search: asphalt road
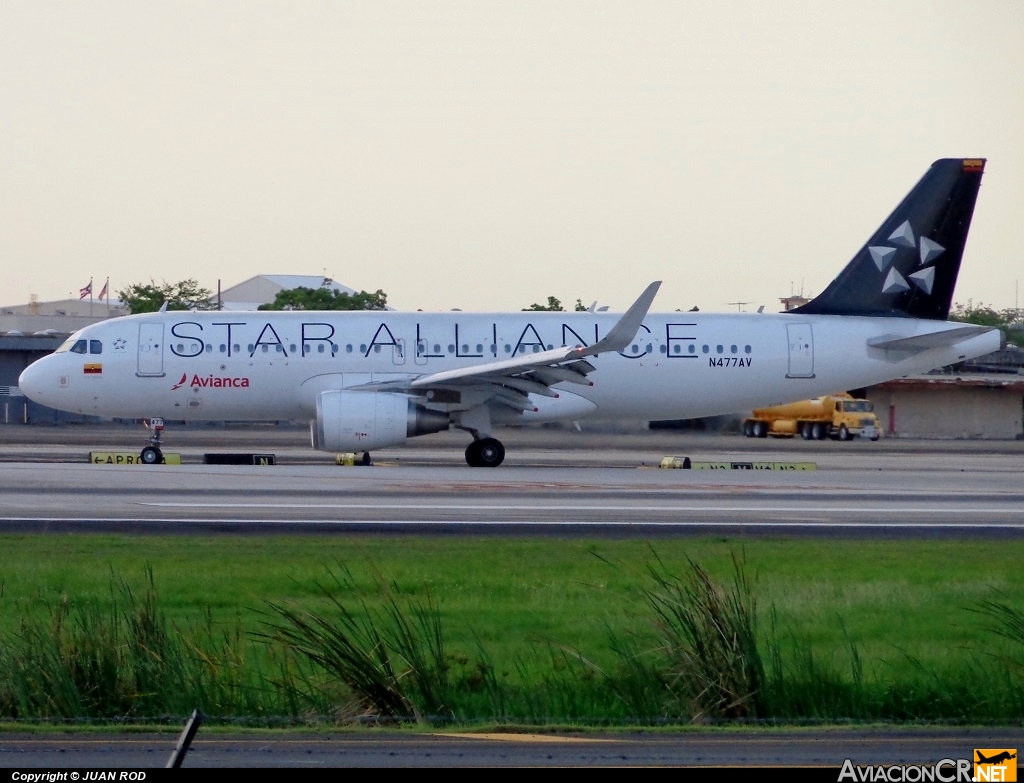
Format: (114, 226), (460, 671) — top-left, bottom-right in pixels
(2, 728), (1022, 768)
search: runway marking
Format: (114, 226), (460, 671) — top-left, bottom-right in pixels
(138, 502), (1024, 515)
(439, 733), (613, 743)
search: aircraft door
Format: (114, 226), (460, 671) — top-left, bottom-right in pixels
(785, 323), (815, 378)
(137, 324), (165, 377)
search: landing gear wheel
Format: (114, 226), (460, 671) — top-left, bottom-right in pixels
(465, 437), (505, 467)
(140, 446), (164, 465)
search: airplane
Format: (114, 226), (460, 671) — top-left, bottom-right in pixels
(19, 158), (1002, 467)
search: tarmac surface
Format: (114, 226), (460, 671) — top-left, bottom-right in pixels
(1, 424), (1022, 538)
(2, 727), (1022, 768)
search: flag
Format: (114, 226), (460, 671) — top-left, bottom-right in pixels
(79, 280), (92, 300)
(98, 278), (109, 301)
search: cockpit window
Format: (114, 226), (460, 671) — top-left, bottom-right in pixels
(70, 340), (87, 354)
(55, 337), (76, 353)
(89, 340), (102, 354)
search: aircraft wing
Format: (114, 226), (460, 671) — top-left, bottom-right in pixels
(353, 281), (661, 411)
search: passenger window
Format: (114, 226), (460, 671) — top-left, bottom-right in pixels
(71, 340), (87, 354)
(89, 340), (102, 354)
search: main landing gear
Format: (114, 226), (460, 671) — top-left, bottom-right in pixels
(465, 437), (505, 468)
(140, 418), (166, 464)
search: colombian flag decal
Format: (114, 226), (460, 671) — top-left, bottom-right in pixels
(84, 363), (102, 375)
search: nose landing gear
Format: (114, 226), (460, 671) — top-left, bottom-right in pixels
(140, 418), (166, 464)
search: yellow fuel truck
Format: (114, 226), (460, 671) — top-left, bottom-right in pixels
(741, 393), (881, 441)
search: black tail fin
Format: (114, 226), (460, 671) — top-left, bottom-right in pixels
(792, 158), (985, 320)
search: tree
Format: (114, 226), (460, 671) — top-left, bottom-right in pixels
(523, 296), (590, 312)
(950, 301), (1024, 347)
(259, 287), (388, 311)
(116, 279), (215, 314)
(523, 296), (564, 312)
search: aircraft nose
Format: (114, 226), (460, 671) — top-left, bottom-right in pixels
(18, 359), (49, 403)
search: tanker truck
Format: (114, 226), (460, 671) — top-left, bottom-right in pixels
(741, 393), (881, 441)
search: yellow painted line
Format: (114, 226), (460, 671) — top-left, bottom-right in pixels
(438, 733), (614, 743)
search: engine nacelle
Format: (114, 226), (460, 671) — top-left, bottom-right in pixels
(311, 390), (449, 452)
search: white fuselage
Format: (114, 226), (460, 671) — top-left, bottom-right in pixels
(19, 309), (1001, 428)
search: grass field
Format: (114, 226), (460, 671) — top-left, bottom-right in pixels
(0, 534), (1021, 725)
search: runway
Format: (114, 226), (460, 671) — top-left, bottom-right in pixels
(1, 427), (1022, 537)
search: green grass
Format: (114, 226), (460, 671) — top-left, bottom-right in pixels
(0, 535), (1021, 724)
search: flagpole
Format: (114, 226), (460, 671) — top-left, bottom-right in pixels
(90, 277), (94, 317)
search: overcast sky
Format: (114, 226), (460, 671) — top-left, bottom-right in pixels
(2, 1), (1022, 313)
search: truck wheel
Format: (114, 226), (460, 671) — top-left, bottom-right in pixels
(839, 425), (851, 441)
(753, 421), (768, 438)
(742, 420), (753, 437)
(800, 422), (812, 440)
(811, 422), (825, 440)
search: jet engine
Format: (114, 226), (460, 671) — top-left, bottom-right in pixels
(311, 390), (449, 452)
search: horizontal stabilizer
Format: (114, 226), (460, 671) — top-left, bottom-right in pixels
(866, 325), (996, 353)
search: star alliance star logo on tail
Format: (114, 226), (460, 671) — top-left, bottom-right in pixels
(868, 219), (944, 297)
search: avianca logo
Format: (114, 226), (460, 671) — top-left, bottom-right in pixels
(171, 373), (251, 390)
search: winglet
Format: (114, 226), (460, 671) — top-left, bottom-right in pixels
(579, 281), (661, 357)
